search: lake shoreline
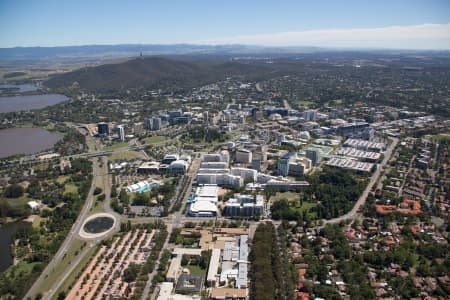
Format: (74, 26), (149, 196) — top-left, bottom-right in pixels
(0, 127), (63, 159)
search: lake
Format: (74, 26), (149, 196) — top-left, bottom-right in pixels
(0, 127), (63, 158)
(0, 94), (68, 113)
(0, 221), (31, 272)
(0, 84), (39, 93)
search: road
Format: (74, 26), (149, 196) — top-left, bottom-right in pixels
(140, 156), (201, 300)
(24, 158), (102, 300)
(283, 99), (292, 110)
(398, 154), (416, 197)
(323, 137), (399, 225)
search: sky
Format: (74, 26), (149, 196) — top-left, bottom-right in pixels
(0, 0), (450, 49)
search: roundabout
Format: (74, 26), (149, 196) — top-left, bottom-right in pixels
(79, 213), (117, 239)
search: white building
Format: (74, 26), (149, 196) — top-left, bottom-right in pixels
(169, 160), (189, 174)
(117, 125), (125, 141)
(230, 167), (257, 182)
(188, 184), (219, 217)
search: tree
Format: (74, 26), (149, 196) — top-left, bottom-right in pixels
(4, 184), (24, 198)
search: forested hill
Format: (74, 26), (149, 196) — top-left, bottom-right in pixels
(45, 56), (271, 93)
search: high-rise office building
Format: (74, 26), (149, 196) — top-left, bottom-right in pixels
(97, 122), (109, 136)
(303, 109), (318, 121)
(117, 125), (125, 141)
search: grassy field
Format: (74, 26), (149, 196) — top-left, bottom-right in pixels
(187, 264), (206, 276)
(432, 134), (450, 142)
(143, 135), (168, 144)
(32, 216), (46, 228)
(89, 200), (105, 213)
(3, 194), (31, 208)
(104, 141), (129, 150)
(50, 244), (99, 300)
(33, 238), (86, 297)
(95, 172), (105, 191)
(108, 150), (143, 161)
(64, 183), (78, 195)
(296, 100), (315, 107)
(56, 175), (70, 184)
(292, 202), (317, 217)
(271, 192), (300, 202)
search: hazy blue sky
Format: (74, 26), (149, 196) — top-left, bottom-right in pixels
(1, 0), (449, 49)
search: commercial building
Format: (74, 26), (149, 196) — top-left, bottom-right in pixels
(336, 122), (371, 138)
(288, 157), (312, 177)
(196, 172), (243, 187)
(133, 122), (144, 135)
(188, 185), (219, 217)
(334, 147), (381, 162)
(97, 122), (109, 136)
(117, 125), (125, 141)
(230, 167), (257, 182)
(209, 288), (247, 300)
(169, 160), (189, 174)
(145, 117), (162, 131)
(126, 179), (161, 193)
(156, 282), (200, 300)
(278, 152), (297, 176)
(223, 195), (264, 217)
(303, 144), (333, 165)
(207, 248), (221, 287)
(235, 149), (252, 164)
(200, 162), (228, 169)
(152, 117), (162, 130)
(162, 154), (180, 165)
(326, 157), (374, 172)
(144, 117), (153, 130)
(303, 109), (318, 121)
(203, 151), (230, 165)
(265, 180), (310, 191)
(219, 235), (249, 289)
(343, 139), (385, 152)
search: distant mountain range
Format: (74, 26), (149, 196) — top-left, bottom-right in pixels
(45, 56), (273, 93)
(0, 44), (326, 63)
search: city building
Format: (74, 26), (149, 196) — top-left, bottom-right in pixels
(97, 122), (109, 136)
(152, 117), (162, 130)
(303, 144), (333, 165)
(265, 180), (310, 191)
(144, 117), (153, 130)
(210, 288), (247, 300)
(336, 122), (372, 139)
(326, 157), (374, 172)
(343, 139), (385, 152)
(235, 149), (252, 164)
(188, 185), (219, 217)
(207, 248), (221, 287)
(230, 167), (257, 182)
(203, 151), (230, 165)
(223, 195), (264, 217)
(169, 160), (189, 174)
(133, 122), (144, 135)
(303, 109), (318, 121)
(277, 152), (297, 176)
(162, 154), (180, 165)
(126, 180), (161, 193)
(288, 157), (312, 177)
(117, 124), (125, 141)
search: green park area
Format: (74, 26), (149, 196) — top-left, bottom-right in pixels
(143, 135), (168, 144)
